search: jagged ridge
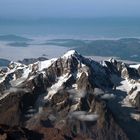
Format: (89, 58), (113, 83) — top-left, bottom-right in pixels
(0, 50), (140, 140)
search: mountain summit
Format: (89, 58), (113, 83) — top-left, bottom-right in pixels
(0, 50), (140, 140)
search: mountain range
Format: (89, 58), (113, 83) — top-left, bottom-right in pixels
(0, 50), (140, 140)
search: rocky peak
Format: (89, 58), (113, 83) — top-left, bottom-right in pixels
(61, 50), (80, 59)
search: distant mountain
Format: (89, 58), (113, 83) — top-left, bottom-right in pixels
(7, 42), (29, 47)
(0, 34), (32, 42)
(0, 58), (10, 66)
(18, 57), (48, 65)
(0, 50), (140, 140)
(46, 38), (140, 62)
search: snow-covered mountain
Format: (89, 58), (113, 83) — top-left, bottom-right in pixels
(0, 50), (140, 140)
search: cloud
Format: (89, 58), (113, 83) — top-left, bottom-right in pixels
(101, 93), (115, 100)
(70, 111), (99, 121)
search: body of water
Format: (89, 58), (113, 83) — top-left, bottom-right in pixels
(0, 17), (140, 62)
(1, 17), (140, 39)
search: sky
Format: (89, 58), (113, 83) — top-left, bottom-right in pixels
(0, 0), (140, 18)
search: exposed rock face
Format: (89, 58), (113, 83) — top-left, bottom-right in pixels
(0, 125), (43, 140)
(0, 50), (139, 140)
(129, 87), (140, 108)
(103, 58), (140, 79)
(102, 59), (140, 110)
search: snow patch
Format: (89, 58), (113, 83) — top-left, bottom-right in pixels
(0, 92), (10, 100)
(130, 64), (140, 70)
(101, 61), (108, 67)
(44, 74), (72, 100)
(38, 58), (57, 71)
(62, 50), (78, 59)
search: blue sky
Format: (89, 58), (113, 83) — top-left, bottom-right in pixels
(0, 0), (140, 18)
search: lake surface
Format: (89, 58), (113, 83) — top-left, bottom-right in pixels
(0, 17), (140, 62)
(1, 17), (140, 38)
